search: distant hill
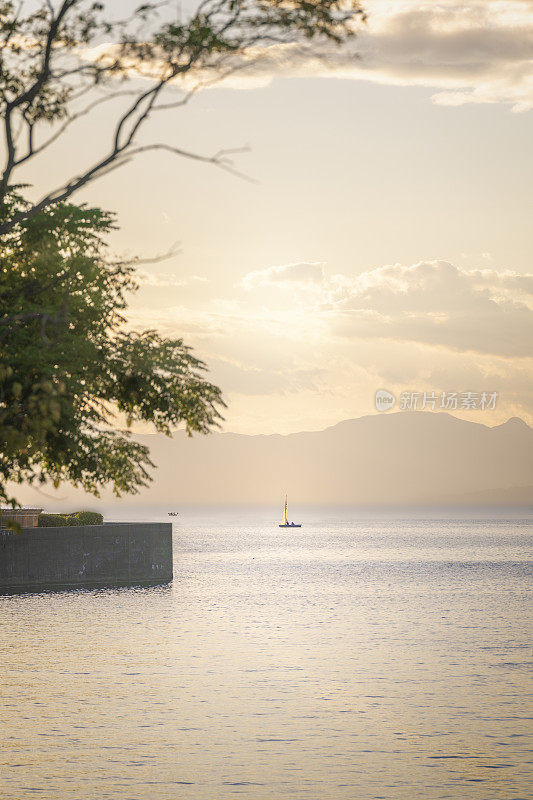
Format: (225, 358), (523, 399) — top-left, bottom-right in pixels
(16, 411), (532, 508)
(443, 484), (533, 507)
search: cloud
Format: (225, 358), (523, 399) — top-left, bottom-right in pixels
(468, 268), (533, 299)
(209, 0), (533, 112)
(134, 260), (533, 362)
(322, 260), (533, 358)
(238, 258), (533, 357)
(135, 271), (208, 288)
(207, 356), (326, 395)
(252, 0), (533, 111)
(85, 1), (533, 110)
(353, 0), (533, 112)
(239, 261), (326, 290)
(128, 258), (533, 430)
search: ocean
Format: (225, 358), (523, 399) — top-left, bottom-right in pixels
(1, 509), (531, 799)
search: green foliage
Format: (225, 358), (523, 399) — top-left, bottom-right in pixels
(0, 0), (365, 504)
(38, 511), (104, 527)
(38, 513), (70, 527)
(68, 510), (104, 526)
(0, 192), (225, 506)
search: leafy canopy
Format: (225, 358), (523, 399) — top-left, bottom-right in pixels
(0, 193), (224, 507)
(0, 0), (365, 511)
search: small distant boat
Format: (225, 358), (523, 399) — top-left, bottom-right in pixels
(168, 512), (179, 517)
(279, 495), (301, 528)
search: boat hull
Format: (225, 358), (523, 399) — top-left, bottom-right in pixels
(279, 523), (302, 528)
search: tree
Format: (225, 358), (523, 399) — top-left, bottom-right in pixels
(0, 192), (224, 507)
(0, 0), (365, 233)
(0, 0), (365, 511)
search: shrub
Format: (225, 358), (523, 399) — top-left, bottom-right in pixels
(38, 513), (70, 527)
(67, 511), (103, 526)
(38, 511), (103, 527)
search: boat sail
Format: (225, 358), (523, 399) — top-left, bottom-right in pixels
(279, 494), (301, 528)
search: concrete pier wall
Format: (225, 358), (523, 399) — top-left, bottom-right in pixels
(0, 522), (173, 594)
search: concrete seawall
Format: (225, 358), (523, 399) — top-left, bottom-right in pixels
(0, 522), (173, 594)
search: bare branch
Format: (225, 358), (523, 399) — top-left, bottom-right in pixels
(127, 142), (255, 181)
(13, 90), (141, 167)
(0, 0), (365, 230)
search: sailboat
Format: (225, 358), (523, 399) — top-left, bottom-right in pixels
(279, 495), (301, 528)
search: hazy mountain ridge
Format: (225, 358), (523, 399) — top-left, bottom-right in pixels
(132, 412), (533, 506)
(14, 412), (533, 508)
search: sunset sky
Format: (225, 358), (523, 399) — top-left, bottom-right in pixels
(24, 0), (533, 434)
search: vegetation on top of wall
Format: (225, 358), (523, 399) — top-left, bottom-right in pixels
(38, 513), (70, 528)
(38, 511), (104, 528)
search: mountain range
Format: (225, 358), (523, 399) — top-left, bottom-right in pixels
(18, 411), (532, 508)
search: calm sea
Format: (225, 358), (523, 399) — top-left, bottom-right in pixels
(1, 509), (532, 800)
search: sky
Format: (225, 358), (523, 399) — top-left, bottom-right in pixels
(23, 0), (533, 434)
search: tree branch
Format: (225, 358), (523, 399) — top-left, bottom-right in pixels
(0, 0), (365, 231)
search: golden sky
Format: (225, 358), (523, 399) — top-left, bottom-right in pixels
(21, 0), (533, 433)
